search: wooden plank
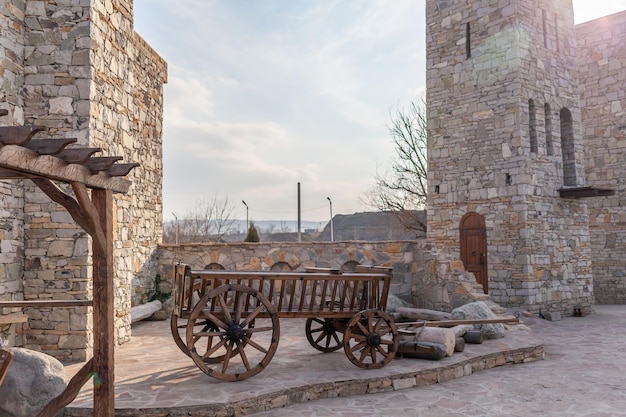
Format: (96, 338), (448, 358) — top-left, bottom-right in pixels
(0, 300), (92, 309)
(398, 318), (521, 329)
(92, 189), (115, 417)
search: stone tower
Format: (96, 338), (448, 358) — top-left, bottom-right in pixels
(426, 0), (593, 314)
(0, 0), (166, 360)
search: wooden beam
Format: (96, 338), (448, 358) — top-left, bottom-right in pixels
(0, 126), (45, 145)
(72, 182), (107, 254)
(57, 147), (102, 164)
(91, 189), (115, 417)
(0, 300), (92, 309)
(83, 156), (123, 174)
(107, 162), (140, 177)
(0, 145), (131, 193)
(23, 138), (77, 155)
(36, 359), (94, 417)
(31, 178), (97, 239)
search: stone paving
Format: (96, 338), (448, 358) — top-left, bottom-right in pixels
(64, 309), (544, 416)
(63, 306), (626, 416)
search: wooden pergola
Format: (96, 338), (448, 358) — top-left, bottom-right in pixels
(0, 115), (139, 417)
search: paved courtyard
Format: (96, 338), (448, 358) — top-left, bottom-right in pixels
(64, 305), (625, 416)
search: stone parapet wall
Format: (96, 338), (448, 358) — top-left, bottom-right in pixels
(576, 11), (626, 303)
(157, 240), (489, 312)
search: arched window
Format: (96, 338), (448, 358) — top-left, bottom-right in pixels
(529, 99), (538, 153)
(560, 108), (576, 186)
(544, 103), (554, 156)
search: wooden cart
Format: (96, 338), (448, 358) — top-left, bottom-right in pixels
(170, 264), (399, 381)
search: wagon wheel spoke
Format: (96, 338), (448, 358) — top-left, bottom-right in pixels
(241, 303), (265, 327)
(221, 340), (235, 374)
(245, 337), (269, 354)
(356, 321), (369, 336)
(192, 330), (224, 338)
(202, 337), (228, 361)
(236, 340), (252, 371)
(246, 326), (274, 334)
(376, 344), (391, 359)
(234, 291), (245, 323)
(351, 341), (367, 352)
(359, 346), (371, 363)
(203, 312), (228, 331)
(217, 293), (233, 325)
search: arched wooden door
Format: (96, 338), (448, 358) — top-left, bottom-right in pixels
(460, 212), (488, 293)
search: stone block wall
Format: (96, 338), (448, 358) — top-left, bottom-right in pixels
(577, 11), (626, 303)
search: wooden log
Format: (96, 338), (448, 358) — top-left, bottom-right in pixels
(397, 307), (452, 321)
(464, 330), (484, 344)
(451, 324), (474, 338)
(397, 341), (446, 360)
(454, 336), (465, 352)
(130, 300), (163, 323)
(412, 326), (456, 357)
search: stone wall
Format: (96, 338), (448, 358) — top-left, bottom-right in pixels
(157, 241), (489, 312)
(426, 0), (593, 315)
(577, 11), (626, 303)
(90, 0), (166, 345)
(0, 0), (27, 344)
(0, 0), (166, 361)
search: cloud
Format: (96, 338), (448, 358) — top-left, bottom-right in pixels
(134, 0), (426, 221)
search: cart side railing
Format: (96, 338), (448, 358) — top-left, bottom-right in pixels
(173, 264), (392, 319)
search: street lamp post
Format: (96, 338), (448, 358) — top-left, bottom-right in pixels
(326, 197), (334, 242)
(242, 200), (249, 232)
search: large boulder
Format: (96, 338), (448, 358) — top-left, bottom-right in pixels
(0, 348), (66, 417)
(451, 301), (505, 339)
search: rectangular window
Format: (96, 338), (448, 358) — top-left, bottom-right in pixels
(554, 14), (559, 52)
(542, 10), (547, 48)
(466, 22), (471, 58)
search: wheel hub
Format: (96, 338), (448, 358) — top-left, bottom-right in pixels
(226, 324), (245, 341)
(366, 332), (381, 347)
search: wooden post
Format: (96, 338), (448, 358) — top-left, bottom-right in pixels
(91, 189), (115, 417)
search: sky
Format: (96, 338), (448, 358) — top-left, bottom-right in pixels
(133, 0), (626, 223)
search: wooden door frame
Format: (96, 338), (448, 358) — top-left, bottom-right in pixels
(459, 212), (488, 293)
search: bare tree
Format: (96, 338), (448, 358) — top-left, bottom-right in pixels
(365, 99), (428, 231)
(164, 194), (236, 243)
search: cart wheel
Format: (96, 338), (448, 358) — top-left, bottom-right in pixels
(305, 318), (344, 352)
(343, 309), (398, 369)
(187, 284), (279, 381)
(171, 313), (192, 357)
